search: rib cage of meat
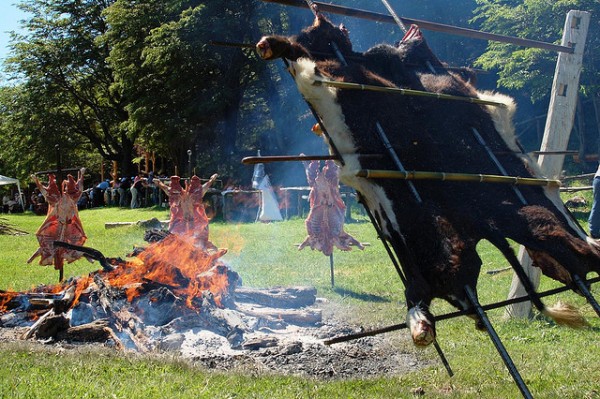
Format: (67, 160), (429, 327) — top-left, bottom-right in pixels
(27, 173), (87, 270)
(299, 160), (364, 256)
(158, 175), (217, 251)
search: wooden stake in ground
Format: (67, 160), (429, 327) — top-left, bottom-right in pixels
(329, 253), (334, 287)
(506, 10), (590, 320)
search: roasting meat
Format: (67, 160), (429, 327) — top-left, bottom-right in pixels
(157, 174), (218, 251)
(27, 169), (88, 270)
(157, 176), (184, 235)
(299, 159), (363, 256)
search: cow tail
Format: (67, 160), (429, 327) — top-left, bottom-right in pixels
(484, 229), (589, 328)
(542, 301), (589, 329)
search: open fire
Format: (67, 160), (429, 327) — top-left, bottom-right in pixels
(1, 234), (238, 348)
(0, 231), (421, 378)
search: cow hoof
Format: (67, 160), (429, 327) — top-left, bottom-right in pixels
(407, 307), (435, 347)
(411, 320), (435, 347)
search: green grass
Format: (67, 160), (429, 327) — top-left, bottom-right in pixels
(1, 205), (600, 398)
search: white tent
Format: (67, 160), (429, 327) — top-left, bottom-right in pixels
(0, 175), (25, 210)
(256, 174), (283, 222)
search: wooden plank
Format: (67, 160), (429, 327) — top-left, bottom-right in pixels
(506, 11), (590, 320)
(105, 220), (169, 229)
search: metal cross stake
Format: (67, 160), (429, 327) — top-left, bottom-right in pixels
(464, 285), (533, 399)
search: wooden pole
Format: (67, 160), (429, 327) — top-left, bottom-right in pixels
(242, 155), (338, 164)
(355, 169), (561, 187)
(506, 10), (590, 320)
(313, 79), (507, 107)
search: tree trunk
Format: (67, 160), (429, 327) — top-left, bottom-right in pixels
(576, 94), (586, 160)
(119, 134), (136, 177)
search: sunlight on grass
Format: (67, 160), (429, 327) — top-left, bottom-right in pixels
(1, 207), (600, 398)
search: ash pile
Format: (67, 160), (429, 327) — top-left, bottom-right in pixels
(0, 234), (421, 379)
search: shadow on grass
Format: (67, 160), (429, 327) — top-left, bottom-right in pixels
(333, 287), (390, 303)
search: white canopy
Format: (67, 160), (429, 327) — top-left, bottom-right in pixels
(0, 175), (24, 209)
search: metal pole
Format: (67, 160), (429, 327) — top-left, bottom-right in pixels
(261, 0), (573, 54)
(329, 253), (335, 287)
(573, 274), (600, 317)
(374, 123), (422, 203)
(470, 127), (527, 205)
(55, 143), (64, 283)
(379, 0), (407, 33)
(324, 276), (600, 345)
(464, 285), (533, 399)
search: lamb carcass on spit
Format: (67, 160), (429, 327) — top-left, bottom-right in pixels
(28, 169), (88, 270)
(299, 158), (364, 256)
(156, 174), (219, 251)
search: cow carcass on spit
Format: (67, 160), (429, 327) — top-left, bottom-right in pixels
(28, 169), (88, 270)
(299, 158), (363, 257)
(257, 13), (600, 346)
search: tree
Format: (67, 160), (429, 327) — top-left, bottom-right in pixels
(104, 0), (277, 178)
(0, 84), (102, 180)
(473, 0), (600, 157)
(2, 0), (137, 179)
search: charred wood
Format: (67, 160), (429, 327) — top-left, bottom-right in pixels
(56, 319), (123, 347)
(54, 285), (77, 314)
(236, 303), (322, 326)
(234, 286), (317, 308)
(53, 241), (116, 272)
(143, 228), (171, 243)
(24, 309), (70, 340)
(242, 336), (279, 350)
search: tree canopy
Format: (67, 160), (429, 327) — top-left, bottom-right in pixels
(1, 0), (599, 184)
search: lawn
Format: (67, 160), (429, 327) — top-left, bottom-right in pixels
(0, 203), (599, 398)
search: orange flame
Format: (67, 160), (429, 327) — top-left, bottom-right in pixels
(1, 235), (231, 317)
(107, 234), (229, 307)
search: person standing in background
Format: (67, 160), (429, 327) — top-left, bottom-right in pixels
(118, 177), (131, 207)
(588, 162), (600, 239)
(130, 174), (146, 209)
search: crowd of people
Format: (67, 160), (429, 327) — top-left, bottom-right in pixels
(0, 172), (170, 215)
(1, 192), (23, 214)
(81, 172), (163, 210)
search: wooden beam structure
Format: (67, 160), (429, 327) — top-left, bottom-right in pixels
(262, 0), (574, 54)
